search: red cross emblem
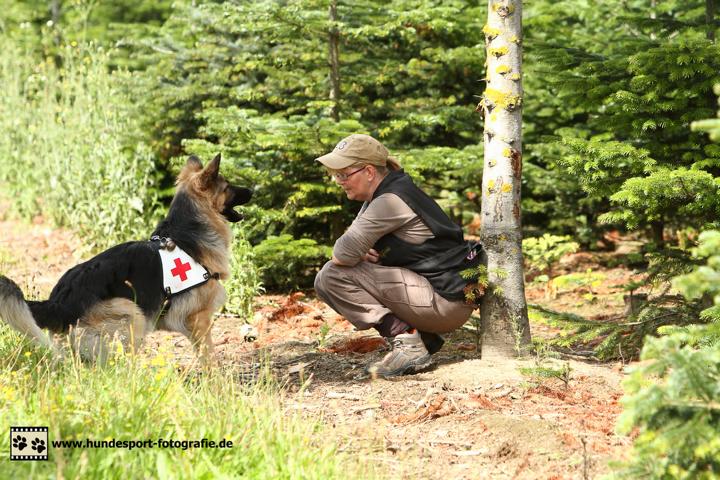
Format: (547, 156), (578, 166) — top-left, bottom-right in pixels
(170, 257), (192, 281)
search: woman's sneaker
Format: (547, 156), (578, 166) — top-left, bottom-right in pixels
(366, 329), (432, 378)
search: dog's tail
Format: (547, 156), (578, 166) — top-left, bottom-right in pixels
(0, 276), (55, 349)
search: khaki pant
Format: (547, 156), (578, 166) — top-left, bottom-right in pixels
(314, 261), (474, 334)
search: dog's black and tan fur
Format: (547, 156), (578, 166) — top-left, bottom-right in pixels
(0, 154), (252, 364)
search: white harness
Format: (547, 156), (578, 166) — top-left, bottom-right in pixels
(158, 244), (211, 296)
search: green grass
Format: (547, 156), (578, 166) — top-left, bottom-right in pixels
(0, 328), (371, 479)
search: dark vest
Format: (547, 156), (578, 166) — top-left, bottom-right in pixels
(372, 170), (480, 301)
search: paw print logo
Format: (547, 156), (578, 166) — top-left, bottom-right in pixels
(10, 427), (49, 461)
(12, 435), (27, 451)
(31, 438), (46, 454)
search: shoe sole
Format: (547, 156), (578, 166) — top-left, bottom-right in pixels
(367, 354), (433, 378)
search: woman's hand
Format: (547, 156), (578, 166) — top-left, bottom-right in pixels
(362, 248), (380, 263)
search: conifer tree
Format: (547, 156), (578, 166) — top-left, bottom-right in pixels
(478, 0), (531, 356)
(139, 0), (487, 288)
(531, 0), (720, 245)
(1, 0), (172, 67)
(694, 84), (720, 141)
(521, 0), (626, 242)
(618, 199), (720, 477)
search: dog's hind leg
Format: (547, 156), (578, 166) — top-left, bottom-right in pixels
(70, 298), (147, 363)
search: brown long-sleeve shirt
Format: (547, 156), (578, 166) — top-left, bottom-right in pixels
(332, 193), (434, 266)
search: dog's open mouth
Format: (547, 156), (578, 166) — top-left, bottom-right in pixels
(222, 187), (253, 222)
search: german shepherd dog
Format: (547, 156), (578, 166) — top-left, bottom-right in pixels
(0, 154), (252, 364)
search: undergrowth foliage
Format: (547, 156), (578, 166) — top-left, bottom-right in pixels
(252, 235), (332, 291)
(0, 40), (161, 250)
(523, 234), (579, 281)
(613, 230), (720, 478)
(529, 298), (702, 362)
(524, 239), (704, 362)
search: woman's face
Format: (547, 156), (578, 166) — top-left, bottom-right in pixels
(333, 165), (372, 201)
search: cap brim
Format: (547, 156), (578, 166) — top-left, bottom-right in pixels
(315, 151), (356, 170)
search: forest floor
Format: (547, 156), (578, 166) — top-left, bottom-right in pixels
(0, 203), (645, 479)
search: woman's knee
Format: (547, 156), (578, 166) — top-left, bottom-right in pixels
(314, 261), (336, 298)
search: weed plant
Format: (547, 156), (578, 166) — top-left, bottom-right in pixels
(225, 229), (264, 319)
(0, 39), (161, 251)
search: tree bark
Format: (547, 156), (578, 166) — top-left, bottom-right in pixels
(328, 0), (341, 122)
(650, 0), (657, 40)
(327, 1), (344, 237)
(650, 220), (664, 247)
(707, 0), (716, 42)
(478, 0), (531, 357)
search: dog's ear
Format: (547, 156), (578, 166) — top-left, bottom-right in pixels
(186, 155), (203, 171)
(177, 155), (204, 184)
(199, 154), (221, 188)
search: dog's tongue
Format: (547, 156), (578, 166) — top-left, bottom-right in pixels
(222, 206), (244, 222)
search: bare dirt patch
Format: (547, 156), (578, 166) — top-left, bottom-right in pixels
(0, 205), (633, 479)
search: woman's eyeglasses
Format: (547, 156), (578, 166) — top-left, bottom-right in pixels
(332, 166), (366, 182)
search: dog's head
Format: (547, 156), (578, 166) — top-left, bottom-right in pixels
(178, 154), (253, 222)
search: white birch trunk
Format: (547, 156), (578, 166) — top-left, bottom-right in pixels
(478, 0), (531, 357)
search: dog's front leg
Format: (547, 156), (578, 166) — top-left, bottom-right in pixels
(188, 309), (217, 368)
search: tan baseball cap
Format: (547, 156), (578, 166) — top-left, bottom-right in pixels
(316, 134), (400, 170)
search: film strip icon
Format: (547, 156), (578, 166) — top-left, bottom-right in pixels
(10, 426), (49, 461)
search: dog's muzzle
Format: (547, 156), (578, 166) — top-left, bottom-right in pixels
(222, 186), (253, 222)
